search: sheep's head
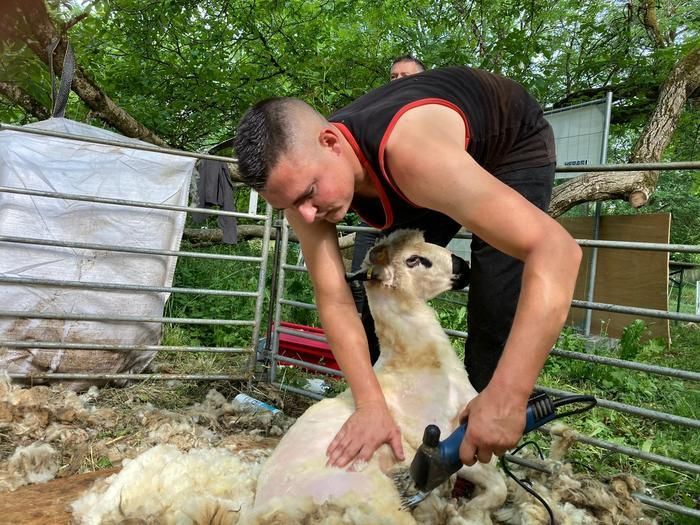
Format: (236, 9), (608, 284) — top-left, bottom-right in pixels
(358, 230), (469, 301)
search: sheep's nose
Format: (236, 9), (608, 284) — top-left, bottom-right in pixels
(450, 254), (470, 290)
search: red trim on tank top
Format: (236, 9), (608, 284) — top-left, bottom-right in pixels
(331, 122), (394, 229)
(378, 98), (471, 207)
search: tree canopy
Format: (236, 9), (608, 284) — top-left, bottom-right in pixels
(0, 0), (698, 246)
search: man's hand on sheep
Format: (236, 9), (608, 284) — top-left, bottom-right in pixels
(458, 385), (528, 465)
(326, 399), (405, 468)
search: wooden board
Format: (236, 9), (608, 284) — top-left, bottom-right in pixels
(558, 213), (671, 342)
(0, 468), (119, 525)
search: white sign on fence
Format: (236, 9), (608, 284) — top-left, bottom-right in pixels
(544, 97), (611, 179)
(249, 190), (259, 215)
(696, 281), (700, 315)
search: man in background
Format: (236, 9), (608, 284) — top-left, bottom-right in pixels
(389, 54), (425, 80)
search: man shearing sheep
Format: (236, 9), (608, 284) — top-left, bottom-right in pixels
(233, 65), (581, 471)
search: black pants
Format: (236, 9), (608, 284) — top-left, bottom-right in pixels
(360, 163), (555, 392)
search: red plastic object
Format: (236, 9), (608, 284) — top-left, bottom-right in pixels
(276, 321), (340, 373)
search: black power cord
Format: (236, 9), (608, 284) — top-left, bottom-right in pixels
(551, 394), (597, 418)
(499, 393), (597, 525)
(501, 442), (556, 525)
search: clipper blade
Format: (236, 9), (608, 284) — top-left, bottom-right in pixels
(390, 466), (430, 511)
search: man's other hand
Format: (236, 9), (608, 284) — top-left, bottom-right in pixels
(326, 399), (404, 468)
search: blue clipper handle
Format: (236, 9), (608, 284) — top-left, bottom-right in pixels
(439, 422), (467, 472)
(439, 392), (557, 473)
(524, 394), (558, 432)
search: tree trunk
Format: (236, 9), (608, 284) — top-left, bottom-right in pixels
(184, 227), (356, 250)
(630, 47), (700, 164)
(184, 226), (287, 244)
(549, 46), (700, 217)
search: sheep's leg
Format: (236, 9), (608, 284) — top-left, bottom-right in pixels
(455, 461), (507, 511)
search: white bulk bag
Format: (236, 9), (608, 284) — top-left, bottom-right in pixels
(0, 118), (194, 390)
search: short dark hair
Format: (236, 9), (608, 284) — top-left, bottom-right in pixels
(233, 97), (295, 191)
(391, 54), (426, 71)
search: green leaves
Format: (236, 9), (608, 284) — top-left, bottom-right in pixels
(619, 319), (648, 361)
(2, 0), (697, 165)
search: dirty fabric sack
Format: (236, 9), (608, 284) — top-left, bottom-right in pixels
(0, 118), (194, 390)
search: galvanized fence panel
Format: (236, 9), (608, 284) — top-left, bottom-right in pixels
(0, 123), (273, 385)
(2, 122), (698, 519)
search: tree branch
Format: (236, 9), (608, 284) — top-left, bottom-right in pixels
(4, 0), (167, 146)
(636, 0), (667, 48)
(555, 81), (659, 110)
(551, 46), (700, 217)
(0, 81), (50, 120)
(184, 227), (357, 250)
(64, 0), (99, 32)
(549, 171), (654, 218)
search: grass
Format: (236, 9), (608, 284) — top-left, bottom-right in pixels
(156, 236), (269, 377)
(669, 278), (699, 316)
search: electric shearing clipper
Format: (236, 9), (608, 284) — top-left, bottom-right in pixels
(395, 391), (596, 510)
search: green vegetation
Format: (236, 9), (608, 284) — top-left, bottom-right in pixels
(156, 232), (269, 374)
(2, 2), (699, 182)
(540, 323), (699, 524)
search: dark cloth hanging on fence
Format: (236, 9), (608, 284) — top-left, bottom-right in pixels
(192, 159), (238, 244)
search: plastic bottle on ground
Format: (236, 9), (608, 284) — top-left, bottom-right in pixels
(233, 393), (281, 414)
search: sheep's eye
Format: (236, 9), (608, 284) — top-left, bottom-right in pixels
(406, 255), (432, 268)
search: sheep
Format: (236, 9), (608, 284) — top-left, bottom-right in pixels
(250, 229), (507, 523)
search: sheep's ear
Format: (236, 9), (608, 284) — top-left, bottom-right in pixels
(369, 245), (389, 266)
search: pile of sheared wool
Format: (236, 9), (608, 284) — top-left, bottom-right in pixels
(0, 442), (59, 491)
(69, 423), (659, 525)
(492, 423), (658, 525)
(1, 374), (658, 525)
(71, 444), (264, 525)
(0, 373), (292, 493)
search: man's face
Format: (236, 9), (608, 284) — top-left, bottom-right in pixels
(390, 60), (423, 81)
(262, 132), (355, 225)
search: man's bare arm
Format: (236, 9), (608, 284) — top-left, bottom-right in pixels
(386, 104), (581, 460)
(285, 210), (404, 466)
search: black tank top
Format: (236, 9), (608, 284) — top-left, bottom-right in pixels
(329, 66), (555, 229)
